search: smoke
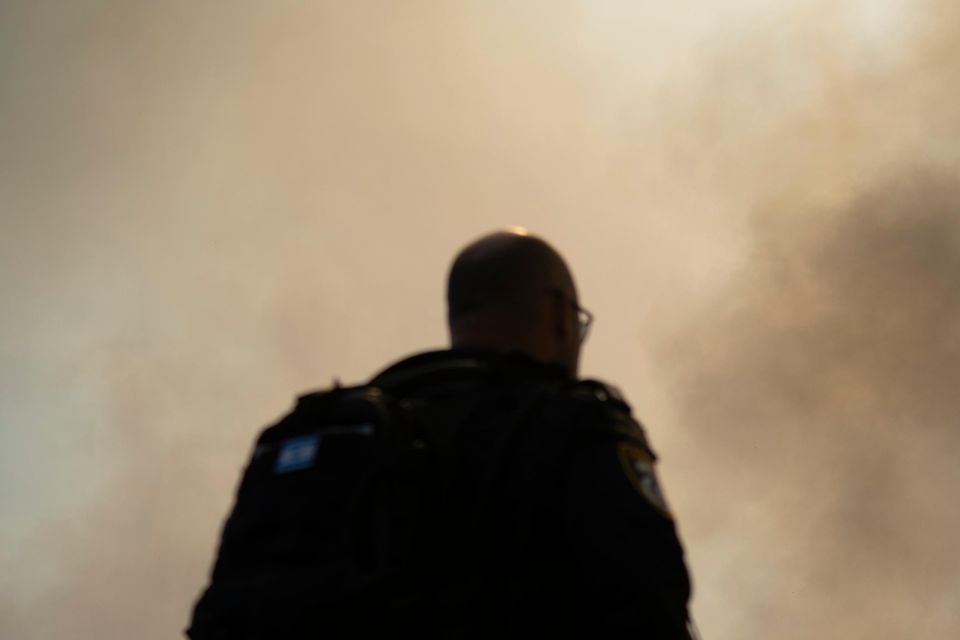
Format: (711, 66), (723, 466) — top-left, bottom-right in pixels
(1, 1), (959, 638)
(661, 170), (960, 638)
(639, 4), (960, 634)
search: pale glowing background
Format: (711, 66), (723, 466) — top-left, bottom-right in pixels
(2, 2), (959, 638)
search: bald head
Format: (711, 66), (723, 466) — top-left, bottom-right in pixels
(446, 229), (584, 376)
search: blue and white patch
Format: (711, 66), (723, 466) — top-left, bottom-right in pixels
(274, 434), (322, 474)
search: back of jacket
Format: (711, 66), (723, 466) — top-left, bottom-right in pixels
(370, 349), (693, 638)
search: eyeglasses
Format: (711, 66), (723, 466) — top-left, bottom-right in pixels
(577, 305), (594, 343)
(545, 289), (594, 343)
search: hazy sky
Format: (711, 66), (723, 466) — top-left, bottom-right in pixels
(2, 1), (958, 638)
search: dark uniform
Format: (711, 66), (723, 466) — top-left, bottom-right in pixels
(370, 348), (692, 637)
(188, 348), (693, 638)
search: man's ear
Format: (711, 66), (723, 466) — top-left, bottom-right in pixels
(549, 294), (571, 343)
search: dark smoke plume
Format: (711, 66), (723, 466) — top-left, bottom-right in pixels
(663, 168), (960, 638)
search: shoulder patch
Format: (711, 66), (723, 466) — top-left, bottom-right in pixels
(616, 441), (672, 519)
(274, 434), (322, 474)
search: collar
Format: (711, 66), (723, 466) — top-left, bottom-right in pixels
(369, 348), (571, 392)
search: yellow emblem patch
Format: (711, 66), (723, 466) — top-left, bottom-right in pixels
(616, 441), (672, 519)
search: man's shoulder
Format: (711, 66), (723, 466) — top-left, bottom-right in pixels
(553, 378), (652, 449)
(557, 377), (631, 419)
(566, 378), (630, 409)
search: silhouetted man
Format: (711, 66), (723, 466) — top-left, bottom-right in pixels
(188, 228), (695, 638)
